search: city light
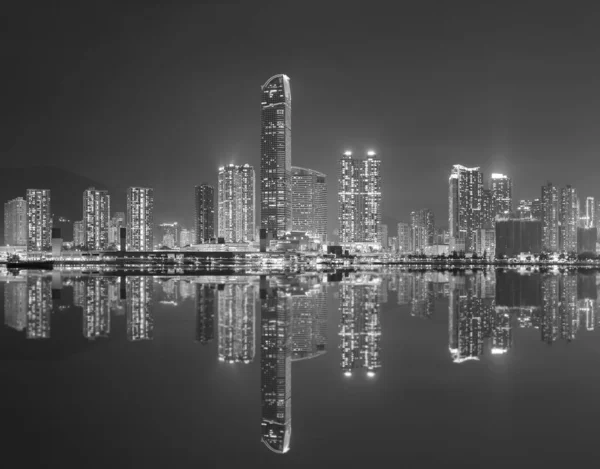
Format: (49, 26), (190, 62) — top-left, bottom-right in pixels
(367, 150), (376, 156)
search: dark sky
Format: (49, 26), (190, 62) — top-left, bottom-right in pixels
(5, 2), (600, 233)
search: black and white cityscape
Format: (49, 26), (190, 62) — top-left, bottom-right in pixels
(4, 3), (600, 467)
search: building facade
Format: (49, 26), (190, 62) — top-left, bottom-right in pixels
(449, 165), (483, 253)
(410, 209), (434, 253)
(495, 219), (543, 257)
(83, 187), (110, 250)
(541, 182), (559, 252)
(108, 212), (125, 246)
(260, 74), (292, 238)
(159, 222), (179, 248)
(338, 151), (382, 243)
(218, 164), (255, 243)
(559, 185), (578, 253)
(73, 220), (84, 247)
(26, 189), (52, 252)
(4, 197), (27, 246)
(195, 184), (215, 243)
(490, 173), (512, 218)
(291, 166), (327, 241)
(397, 222), (412, 254)
(126, 187), (154, 251)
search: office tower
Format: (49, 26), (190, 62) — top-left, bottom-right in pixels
(81, 277), (111, 340)
(180, 228), (194, 247)
(72, 220), (84, 247)
(4, 197), (27, 246)
(586, 197), (595, 229)
(490, 173), (512, 217)
(83, 187), (110, 250)
(4, 278), (27, 331)
(126, 187), (154, 251)
(108, 212), (125, 246)
(158, 222), (179, 248)
(495, 219), (543, 257)
(517, 200), (533, 219)
(291, 166), (327, 241)
(260, 276), (292, 454)
(218, 283), (256, 363)
(338, 151), (382, 243)
(195, 184), (215, 243)
(577, 227), (597, 253)
(26, 189), (51, 252)
(531, 199), (542, 220)
(448, 165), (483, 253)
(481, 189), (493, 227)
(195, 283), (216, 344)
(26, 275), (52, 339)
(397, 222), (412, 253)
(411, 209), (434, 252)
(260, 74), (292, 239)
(126, 276), (153, 341)
(291, 280), (327, 361)
(339, 274), (382, 376)
(541, 182), (559, 252)
(559, 185), (578, 253)
(218, 164), (255, 242)
(379, 223), (388, 249)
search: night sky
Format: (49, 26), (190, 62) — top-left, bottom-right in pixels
(5, 2), (600, 234)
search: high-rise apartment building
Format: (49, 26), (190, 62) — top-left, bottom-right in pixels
(291, 166), (327, 241)
(158, 222), (179, 248)
(26, 189), (51, 252)
(108, 212), (125, 246)
(559, 185), (578, 253)
(218, 164), (255, 242)
(411, 209), (435, 252)
(260, 74), (292, 238)
(397, 222), (412, 253)
(126, 187), (154, 251)
(73, 220), (84, 247)
(481, 189), (493, 227)
(517, 200), (533, 219)
(448, 165), (483, 252)
(83, 187), (110, 250)
(195, 184), (214, 243)
(491, 173), (512, 218)
(4, 197), (27, 246)
(541, 183), (559, 252)
(338, 151), (382, 243)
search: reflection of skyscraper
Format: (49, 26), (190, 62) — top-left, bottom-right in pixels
(491, 307), (512, 354)
(195, 283), (216, 344)
(260, 276), (292, 454)
(339, 275), (382, 376)
(82, 277), (111, 339)
(540, 275), (559, 344)
(410, 274), (435, 319)
(291, 280), (327, 361)
(218, 284), (256, 363)
(261, 74), (292, 238)
(4, 278), (27, 331)
(559, 275), (578, 341)
(126, 277), (153, 341)
(26, 275), (52, 339)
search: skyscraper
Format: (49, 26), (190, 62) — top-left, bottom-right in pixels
(4, 197), (27, 246)
(195, 184), (215, 243)
(83, 187), (110, 250)
(410, 209), (435, 252)
(397, 222), (412, 253)
(559, 185), (577, 253)
(260, 74), (292, 238)
(338, 151), (382, 243)
(541, 182), (559, 252)
(158, 222), (179, 248)
(126, 187), (154, 251)
(73, 220), (84, 247)
(517, 200), (533, 219)
(491, 173), (512, 218)
(291, 166), (327, 241)
(218, 164), (255, 242)
(448, 165), (483, 252)
(26, 189), (51, 252)
(586, 197), (595, 229)
(481, 189), (493, 227)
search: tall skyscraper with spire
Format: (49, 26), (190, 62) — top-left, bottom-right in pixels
(338, 150), (382, 243)
(83, 187), (110, 250)
(448, 165), (483, 252)
(260, 74), (292, 238)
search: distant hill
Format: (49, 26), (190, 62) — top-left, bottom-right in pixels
(0, 166), (114, 243)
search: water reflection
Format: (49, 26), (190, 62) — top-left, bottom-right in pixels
(3, 268), (600, 455)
